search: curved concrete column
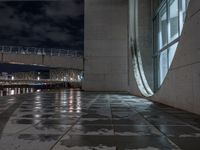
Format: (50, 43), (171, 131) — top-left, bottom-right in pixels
(128, 0), (154, 97)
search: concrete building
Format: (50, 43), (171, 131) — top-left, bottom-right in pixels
(1, 1), (200, 149)
(83, 0), (200, 115)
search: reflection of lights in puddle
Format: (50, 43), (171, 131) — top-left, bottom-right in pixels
(36, 89), (41, 92)
(8, 98), (15, 103)
(69, 108), (74, 110)
(34, 119), (41, 124)
(76, 110), (81, 113)
(10, 89), (15, 95)
(68, 96), (74, 99)
(69, 106), (74, 112)
(69, 104), (74, 107)
(30, 88), (34, 92)
(60, 114), (67, 118)
(34, 114), (41, 118)
(34, 106), (41, 110)
(69, 90), (74, 99)
(76, 107), (81, 110)
(60, 110), (67, 113)
(35, 95), (41, 100)
(61, 101), (67, 106)
(61, 92), (67, 99)
(55, 93), (59, 100)
(35, 104), (42, 107)
(34, 101), (41, 104)
(76, 105), (81, 113)
(76, 91), (81, 97)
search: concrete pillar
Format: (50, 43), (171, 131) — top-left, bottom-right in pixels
(83, 0), (129, 92)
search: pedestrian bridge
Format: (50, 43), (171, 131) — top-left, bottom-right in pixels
(0, 45), (83, 70)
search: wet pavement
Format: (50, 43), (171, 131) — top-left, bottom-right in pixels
(0, 89), (200, 150)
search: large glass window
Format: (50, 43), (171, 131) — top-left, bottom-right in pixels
(168, 42), (178, 66)
(153, 0), (190, 90)
(159, 50), (168, 85)
(180, 0), (189, 32)
(169, 0), (179, 42)
(159, 4), (168, 49)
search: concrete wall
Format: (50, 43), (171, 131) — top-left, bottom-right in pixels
(83, 0), (129, 91)
(0, 53), (83, 70)
(82, 0), (200, 114)
(150, 0), (200, 114)
(130, 0), (200, 115)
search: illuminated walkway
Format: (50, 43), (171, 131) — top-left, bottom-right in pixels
(0, 90), (200, 150)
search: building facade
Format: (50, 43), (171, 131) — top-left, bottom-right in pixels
(83, 0), (200, 114)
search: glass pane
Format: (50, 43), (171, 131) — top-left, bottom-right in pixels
(186, 0), (190, 8)
(168, 42), (178, 66)
(159, 4), (168, 49)
(169, 0), (179, 42)
(159, 50), (168, 85)
(179, 0), (186, 32)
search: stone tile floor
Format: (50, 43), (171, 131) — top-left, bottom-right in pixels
(0, 89), (200, 150)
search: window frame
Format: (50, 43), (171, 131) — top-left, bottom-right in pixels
(153, 0), (189, 91)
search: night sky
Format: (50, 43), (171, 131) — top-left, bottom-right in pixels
(0, 0), (84, 73)
(0, 0), (84, 50)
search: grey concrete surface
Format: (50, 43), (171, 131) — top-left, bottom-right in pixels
(83, 0), (129, 92)
(83, 0), (200, 115)
(0, 53), (83, 70)
(1, 89), (200, 149)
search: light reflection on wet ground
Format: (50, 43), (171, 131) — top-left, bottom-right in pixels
(0, 89), (200, 149)
(0, 88), (36, 96)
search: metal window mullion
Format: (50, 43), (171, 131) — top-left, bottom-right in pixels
(153, 13), (158, 90)
(156, 55), (159, 88)
(158, 7), (162, 87)
(153, 0), (167, 19)
(167, 0), (170, 70)
(157, 37), (179, 54)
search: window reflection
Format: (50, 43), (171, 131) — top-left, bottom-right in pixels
(168, 42), (178, 66)
(179, 0), (188, 32)
(159, 50), (168, 85)
(159, 4), (168, 49)
(169, 0), (179, 42)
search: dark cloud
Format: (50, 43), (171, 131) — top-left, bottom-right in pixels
(0, 0), (84, 50)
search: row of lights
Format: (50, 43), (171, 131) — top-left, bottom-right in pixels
(10, 72), (83, 82)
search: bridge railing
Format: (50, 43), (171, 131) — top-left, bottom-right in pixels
(0, 45), (83, 57)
